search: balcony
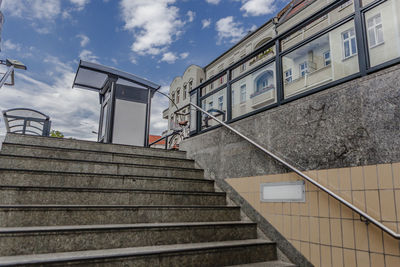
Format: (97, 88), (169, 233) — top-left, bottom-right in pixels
(250, 85), (275, 109)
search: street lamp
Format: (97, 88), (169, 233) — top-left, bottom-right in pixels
(0, 58), (27, 89)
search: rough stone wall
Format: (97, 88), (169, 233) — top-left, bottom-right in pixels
(181, 64), (400, 179)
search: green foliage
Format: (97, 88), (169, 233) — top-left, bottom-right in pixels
(50, 130), (64, 138)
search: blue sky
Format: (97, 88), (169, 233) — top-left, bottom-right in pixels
(0, 0), (289, 140)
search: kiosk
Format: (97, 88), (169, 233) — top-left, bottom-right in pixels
(72, 61), (160, 147)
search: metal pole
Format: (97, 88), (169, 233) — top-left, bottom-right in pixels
(0, 65), (14, 89)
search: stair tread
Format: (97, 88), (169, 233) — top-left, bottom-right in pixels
(0, 239), (273, 265)
(0, 204), (238, 209)
(228, 260), (297, 267)
(0, 154), (202, 171)
(0, 221), (254, 233)
(1, 143), (194, 162)
(0, 185), (224, 195)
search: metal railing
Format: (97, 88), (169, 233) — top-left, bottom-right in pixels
(148, 130), (181, 150)
(189, 102), (400, 240)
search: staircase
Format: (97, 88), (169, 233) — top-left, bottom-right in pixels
(0, 133), (294, 266)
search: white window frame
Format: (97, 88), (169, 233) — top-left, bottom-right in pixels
(218, 96), (224, 110)
(323, 51), (331, 66)
(240, 84), (246, 103)
(342, 28), (357, 59)
(367, 13), (384, 48)
(240, 63), (246, 73)
(284, 69), (292, 83)
(299, 62), (308, 77)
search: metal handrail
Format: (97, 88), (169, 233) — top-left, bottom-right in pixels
(189, 102), (400, 239)
(148, 130), (181, 150)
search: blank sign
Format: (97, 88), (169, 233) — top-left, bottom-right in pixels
(260, 181), (305, 202)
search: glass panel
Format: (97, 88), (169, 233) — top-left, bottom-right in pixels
(189, 93), (197, 132)
(362, 0), (376, 6)
(231, 62), (276, 119)
(280, 2), (355, 52)
(200, 74), (227, 96)
(101, 103), (108, 138)
(283, 20), (359, 99)
(365, 0), (400, 67)
(201, 88), (227, 130)
(231, 46), (275, 80)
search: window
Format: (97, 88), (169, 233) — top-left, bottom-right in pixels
(240, 84), (246, 103)
(255, 71), (272, 93)
(210, 82), (214, 90)
(200, 78), (203, 83)
(183, 85), (187, 100)
(171, 93), (175, 104)
(218, 96), (224, 110)
(208, 101), (213, 110)
(342, 28), (357, 59)
(219, 76), (224, 85)
(284, 69), (292, 83)
(367, 14), (384, 48)
(323, 51), (331, 66)
(176, 89), (180, 104)
(189, 80), (193, 90)
(240, 63), (246, 73)
(299, 62), (308, 77)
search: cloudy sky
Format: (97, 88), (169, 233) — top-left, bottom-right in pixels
(0, 0), (289, 140)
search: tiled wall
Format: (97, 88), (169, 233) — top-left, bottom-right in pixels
(227, 163), (400, 267)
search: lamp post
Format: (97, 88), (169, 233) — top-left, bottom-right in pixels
(0, 59), (27, 89)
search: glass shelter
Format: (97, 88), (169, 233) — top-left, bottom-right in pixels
(73, 61), (160, 147)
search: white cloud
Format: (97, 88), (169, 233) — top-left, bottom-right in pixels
(79, 49), (99, 63)
(76, 34), (90, 47)
(2, 0), (61, 20)
(120, 0), (185, 56)
(69, 0), (90, 11)
(150, 85), (169, 134)
(216, 16), (248, 44)
(240, 0), (277, 17)
(187, 10), (195, 22)
(2, 40), (22, 51)
(201, 18), (211, 29)
(0, 56), (100, 140)
(205, 0), (221, 4)
(180, 52), (189, 59)
(161, 52), (178, 64)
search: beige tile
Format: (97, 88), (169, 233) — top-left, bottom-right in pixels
(283, 203), (291, 215)
(263, 203), (274, 215)
(308, 182), (319, 192)
(310, 244), (321, 267)
(318, 170), (328, 187)
(273, 202), (283, 214)
(309, 217), (320, 243)
(319, 217), (331, 245)
(383, 228), (400, 255)
(283, 215), (291, 238)
(378, 164), (393, 189)
(275, 214), (283, 233)
(380, 190), (396, 221)
(370, 253), (385, 267)
(300, 241), (310, 259)
(329, 197), (341, 218)
(291, 202), (300, 216)
(351, 166), (364, 190)
(352, 191), (366, 212)
(320, 245), (332, 267)
(386, 255), (400, 267)
(327, 168), (339, 192)
(365, 190), (381, 220)
(309, 191), (319, 216)
(299, 201), (308, 216)
(343, 248), (356, 267)
(319, 192), (329, 217)
(395, 190), (400, 222)
(292, 240), (301, 251)
(354, 220), (369, 251)
(330, 218), (342, 247)
(260, 202), (269, 216)
(340, 190), (353, 203)
(356, 251), (370, 267)
(342, 219), (355, 249)
(300, 217), (309, 242)
(331, 247), (344, 267)
(364, 165), (378, 190)
(291, 216), (300, 240)
(393, 163), (400, 189)
(368, 224), (384, 253)
(339, 168), (352, 191)
(341, 205), (354, 219)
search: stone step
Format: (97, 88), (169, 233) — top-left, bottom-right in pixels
(0, 239), (277, 266)
(0, 155), (204, 179)
(0, 221), (257, 256)
(4, 133), (187, 159)
(0, 205), (241, 227)
(228, 261), (297, 267)
(0, 170), (215, 192)
(1, 143), (196, 169)
(0, 186), (226, 206)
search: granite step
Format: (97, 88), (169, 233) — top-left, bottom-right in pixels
(228, 261), (297, 267)
(0, 143), (196, 169)
(0, 221), (257, 256)
(0, 155), (204, 179)
(0, 186), (226, 206)
(0, 205), (241, 227)
(4, 133), (187, 159)
(0, 239), (277, 266)
(0, 169), (215, 191)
